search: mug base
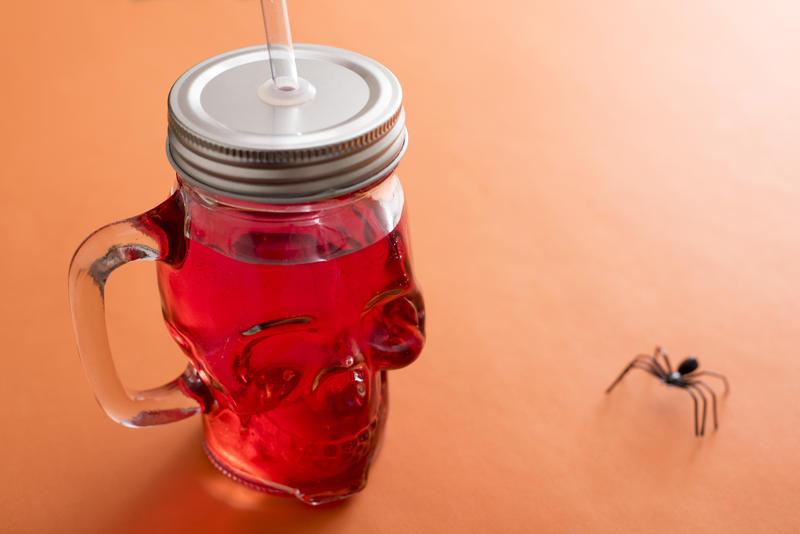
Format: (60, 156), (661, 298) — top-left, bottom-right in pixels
(201, 440), (365, 506)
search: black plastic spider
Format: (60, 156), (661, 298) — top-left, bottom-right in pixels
(606, 347), (729, 436)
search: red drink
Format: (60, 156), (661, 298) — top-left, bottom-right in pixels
(154, 184), (425, 503)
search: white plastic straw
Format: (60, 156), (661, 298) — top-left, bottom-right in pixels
(260, 0), (299, 91)
(258, 0), (315, 106)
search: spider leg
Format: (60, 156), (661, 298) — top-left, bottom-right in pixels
(686, 383), (708, 436)
(694, 370), (729, 395)
(646, 355), (668, 376)
(606, 358), (664, 393)
(632, 354), (664, 370)
(650, 356), (672, 376)
(633, 349), (667, 376)
(690, 380), (719, 430)
(683, 386), (700, 437)
(631, 362), (662, 378)
(655, 346), (673, 374)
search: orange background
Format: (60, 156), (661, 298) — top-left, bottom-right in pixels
(2, 1), (800, 532)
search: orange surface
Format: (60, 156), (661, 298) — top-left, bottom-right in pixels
(2, 1), (800, 532)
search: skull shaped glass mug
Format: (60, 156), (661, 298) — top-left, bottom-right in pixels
(68, 45), (425, 505)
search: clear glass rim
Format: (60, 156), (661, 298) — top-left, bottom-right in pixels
(176, 165), (400, 215)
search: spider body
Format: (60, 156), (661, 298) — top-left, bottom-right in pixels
(606, 348), (729, 436)
(663, 372), (687, 387)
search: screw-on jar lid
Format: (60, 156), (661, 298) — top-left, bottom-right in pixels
(166, 44), (406, 204)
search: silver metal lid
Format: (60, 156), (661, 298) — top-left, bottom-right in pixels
(166, 44), (406, 203)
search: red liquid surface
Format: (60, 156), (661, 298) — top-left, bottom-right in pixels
(154, 189), (424, 503)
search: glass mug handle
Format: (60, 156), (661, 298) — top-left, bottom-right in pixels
(68, 198), (202, 427)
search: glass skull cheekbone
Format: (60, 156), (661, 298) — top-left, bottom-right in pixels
(147, 172), (425, 504)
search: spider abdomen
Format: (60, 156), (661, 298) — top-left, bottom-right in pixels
(678, 357), (699, 375)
